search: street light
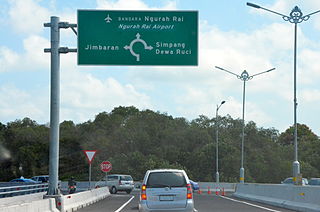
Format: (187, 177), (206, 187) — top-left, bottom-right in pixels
(215, 66), (275, 183)
(247, 1), (320, 184)
(216, 100), (226, 183)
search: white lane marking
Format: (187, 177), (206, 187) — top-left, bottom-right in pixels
(220, 196), (282, 212)
(114, 196), (135, 212)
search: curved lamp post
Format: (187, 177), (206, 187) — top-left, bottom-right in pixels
(216, 100), (226, 183)
(247, 1), (320, 184)
(215, 66), (275, 183)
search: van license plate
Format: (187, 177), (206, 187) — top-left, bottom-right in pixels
(159, 195), (174, 201)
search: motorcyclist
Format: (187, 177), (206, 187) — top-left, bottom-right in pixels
(68, 177), (77, 194)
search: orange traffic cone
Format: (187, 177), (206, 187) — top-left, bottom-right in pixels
(197, 189), (202, 194)
(221, 187), (225, 196)
(207, 186), (211, 194)
(215, 187), (220, 195)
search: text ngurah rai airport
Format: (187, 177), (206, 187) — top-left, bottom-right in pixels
(118, 24), (174, 30)
(117, 15), (185, 30)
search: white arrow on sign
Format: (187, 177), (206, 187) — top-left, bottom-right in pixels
(83, 150), (97, 164)
(124, 33), (153, 62)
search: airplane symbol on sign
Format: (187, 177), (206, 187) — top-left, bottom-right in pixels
(105, 14), (112, 23)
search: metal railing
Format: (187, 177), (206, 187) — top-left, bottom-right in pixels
(0, 183), (48, 198)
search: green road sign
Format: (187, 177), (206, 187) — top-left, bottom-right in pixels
(77, 10), (198, 66)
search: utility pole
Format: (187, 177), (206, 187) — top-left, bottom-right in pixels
(44, 16), (77, 195)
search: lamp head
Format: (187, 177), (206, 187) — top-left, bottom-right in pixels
(247, 2), (261, 9)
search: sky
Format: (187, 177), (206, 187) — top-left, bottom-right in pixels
(0, 0), (319, 136)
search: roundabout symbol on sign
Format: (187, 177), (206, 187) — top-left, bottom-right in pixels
(100, 161), (112, 173)
(124, 33), (153, 62)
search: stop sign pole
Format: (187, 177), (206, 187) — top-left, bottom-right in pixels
(100, 161), (112, 186)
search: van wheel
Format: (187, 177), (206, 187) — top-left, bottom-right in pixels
(126, 190), (132, 194)
(111, 186), (117, 194)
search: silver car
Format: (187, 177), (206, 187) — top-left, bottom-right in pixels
(281, 177), (308, 185)
(139, 169), (194, 212)
(308, 178), (320, 186)
(95, 174), (134, 194)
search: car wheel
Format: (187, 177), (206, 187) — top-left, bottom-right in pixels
(126, 190), (132, 194)
(111, 186), (117, 194)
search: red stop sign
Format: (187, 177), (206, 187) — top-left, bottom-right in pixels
(100, 161), (112, 172)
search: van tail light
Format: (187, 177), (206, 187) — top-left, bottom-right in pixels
(186, 183), (193, 199)
(141, 184), (147, 200)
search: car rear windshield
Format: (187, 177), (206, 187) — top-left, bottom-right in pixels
(120, 176), (133, 181)
(147, 171), (187, 188)
(309, 179), (320, 185)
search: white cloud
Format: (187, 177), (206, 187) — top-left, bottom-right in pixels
(59, 67), (153, 122)
(174, 86), (272, 126)
(0, 84), (48, 122)
(301, 89), (320, 102)
(0, 35), (50, 73)
(23, 35), (50, 69)
(8, 0), (50, 35)
(0, 47), (20, 72)
(96, 0), (177, 10)
(300, 49), (320, 82)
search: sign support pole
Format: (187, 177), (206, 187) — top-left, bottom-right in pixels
(44, 16), (77, 195)
(83, 150), (97, 190)
(105, 172), (108, 186)
(89, 163), (92, 190)
(46, 16), (60, 196)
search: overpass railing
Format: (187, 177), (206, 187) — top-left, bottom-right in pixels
(0, 183), (48, 198)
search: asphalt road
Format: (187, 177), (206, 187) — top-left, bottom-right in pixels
(77, 191), (297, 212)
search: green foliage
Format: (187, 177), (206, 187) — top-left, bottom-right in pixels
(0, 106), (319, 183)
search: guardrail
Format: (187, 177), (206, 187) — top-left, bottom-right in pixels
(233, 183), (320, 212)
(0, 183), (48, 198)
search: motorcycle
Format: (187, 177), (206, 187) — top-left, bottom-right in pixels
(68, 185), (76, 194)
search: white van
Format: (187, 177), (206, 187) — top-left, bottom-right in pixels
(139, 169), (194, 212)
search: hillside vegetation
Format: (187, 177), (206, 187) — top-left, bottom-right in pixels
(0, 106), (319, 183)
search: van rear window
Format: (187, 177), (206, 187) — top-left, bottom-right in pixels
(121, 176), (133, 181)
(147, 172), (186, 188)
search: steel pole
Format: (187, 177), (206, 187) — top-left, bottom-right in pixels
(247, 2), (320, 186)
(215, 106), (219, 183)
(89, 164), (92, 190)
(48, 16), (60, 195)
(214, 66), (274, 184)
(240, 80), (246, 183)
(293, 22), (300, 183)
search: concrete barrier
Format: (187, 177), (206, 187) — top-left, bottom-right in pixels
(57, 187), (110, 212)
(0, 187), (109, 212)
(198, 182), (236, 192)
(0, 192), (47, 207)
(0, 197), (58, 212)
(233, 183), (320, 212)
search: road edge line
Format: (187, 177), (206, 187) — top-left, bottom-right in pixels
(220, 195), (282, 212)
(114, 196), (135, 212)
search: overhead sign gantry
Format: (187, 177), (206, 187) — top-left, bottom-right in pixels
(77, 10), (198, 66)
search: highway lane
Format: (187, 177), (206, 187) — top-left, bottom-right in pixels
(77, 191), (297, 212)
